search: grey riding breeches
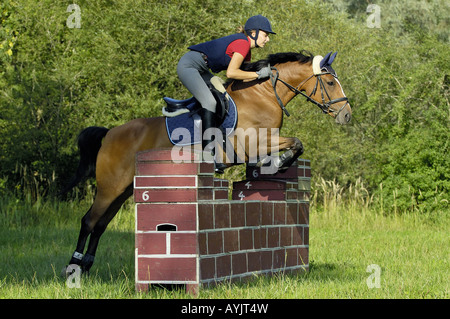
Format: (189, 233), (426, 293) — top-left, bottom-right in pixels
(177, 50), (216, 113)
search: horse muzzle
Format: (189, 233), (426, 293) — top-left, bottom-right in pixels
(334, 102), (352, 125)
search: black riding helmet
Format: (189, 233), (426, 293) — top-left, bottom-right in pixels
(244, 15), (276, 48)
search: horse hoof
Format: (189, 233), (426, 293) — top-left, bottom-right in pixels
(214, 163), (227, 174)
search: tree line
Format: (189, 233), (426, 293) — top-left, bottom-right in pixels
(0, 0), (448, 213)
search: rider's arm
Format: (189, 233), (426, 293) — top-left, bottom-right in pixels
(226, 52), (258, 81)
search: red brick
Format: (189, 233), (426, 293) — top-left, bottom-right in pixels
(198, 233), (207, 255)
(292, 226), (304, 246)
(198, 176), (214, 187)
(136, 203), (196, 231)
(232, 253), (247, 275)
(273, 203), (286, 225)
(286, 202), (299, 225)
(239, 228), (253, 250)
(299, 203), (309, 225)
(260, 250), (272, 271)
(214, 189), (229, 200)
(305, 167), (311, 177)
(198, 188), (213, 200)
(134, 176), (196, 188)
(170, 233), (197, 254)
(230, 203), (245, 227)
(200, 257), (215, 280)
(261, 202), (273, 225)
(259, 228), (268, 248)
(273, 249), (286, 269)
(286, 248), (298, 267)
(253, 228), (262, 250)
(223, 230), (239, 253)
(207, 231), (223, 254)
(280, 227), (293, 247)
(267, 227), (280, 248)
(214, 203), (230, 229)
(137, 257), (196, 281)
(216, 255), (231, 278)
(136, 233), (166, 255)
(199, 163), (214, 175)
(246, 202), (261, 226)
(198, 203), (214, 230)
(304, 227), (309, 245)
(247, 251), (261, 272)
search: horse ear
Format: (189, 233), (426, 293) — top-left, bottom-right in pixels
(328, 52), (337, 65)
(320, 52), (332, 69)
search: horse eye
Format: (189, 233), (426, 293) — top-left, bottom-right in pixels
(327, 81), (334, 86)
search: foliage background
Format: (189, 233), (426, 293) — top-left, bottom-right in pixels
(0, 0), (448, 213)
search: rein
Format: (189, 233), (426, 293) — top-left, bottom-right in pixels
(269, 66), (348, 117)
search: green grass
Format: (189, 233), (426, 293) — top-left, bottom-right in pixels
(0, 195), (448, 299)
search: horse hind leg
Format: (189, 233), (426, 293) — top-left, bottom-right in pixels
(80, 184), (134, 273)
(66, 191), (115, 274)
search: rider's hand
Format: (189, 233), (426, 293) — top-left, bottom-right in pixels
(256, 66), (272, 79)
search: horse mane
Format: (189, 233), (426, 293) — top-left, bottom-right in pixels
(241, 50), (314, 72)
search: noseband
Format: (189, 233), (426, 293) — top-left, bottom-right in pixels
(269, 66), (349, 117)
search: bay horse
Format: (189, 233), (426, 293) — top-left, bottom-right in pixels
(62, 50), (351, 273)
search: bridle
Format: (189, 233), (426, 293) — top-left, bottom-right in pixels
(269, 66), (349, 117)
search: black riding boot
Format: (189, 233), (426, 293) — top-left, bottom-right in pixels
(199, 108), (217, 153)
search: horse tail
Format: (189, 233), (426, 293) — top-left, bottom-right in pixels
(59, 126), (109, 196)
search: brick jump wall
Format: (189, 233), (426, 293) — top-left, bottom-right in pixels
(134, 149), (311, 294)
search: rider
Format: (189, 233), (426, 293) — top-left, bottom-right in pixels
(177, 15), (276, 155)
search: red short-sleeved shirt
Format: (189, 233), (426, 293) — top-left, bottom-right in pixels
(226, 38), (251, 62)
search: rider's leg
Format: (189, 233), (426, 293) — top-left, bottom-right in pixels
(177, 51), (218, 152)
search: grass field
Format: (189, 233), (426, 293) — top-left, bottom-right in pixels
(0, 194), (448, 299)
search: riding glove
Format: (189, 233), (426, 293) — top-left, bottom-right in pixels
(256, 66), (272, 79)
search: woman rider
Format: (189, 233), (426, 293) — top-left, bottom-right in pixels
(177, 15), (276, 154)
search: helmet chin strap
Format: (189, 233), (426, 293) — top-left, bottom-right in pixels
(248, 29), (260, 48)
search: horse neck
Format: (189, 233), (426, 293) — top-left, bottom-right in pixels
(271, 61), (313, 105)
(227, 61), (312, 108)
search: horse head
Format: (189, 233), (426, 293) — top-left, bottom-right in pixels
(308, 52), (352, 124)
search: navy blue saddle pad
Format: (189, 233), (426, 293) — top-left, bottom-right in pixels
(165, 96), (238, 146)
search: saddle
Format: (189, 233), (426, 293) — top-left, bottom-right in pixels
(162, 76), (230, 125)
(163, 77), (238, 147)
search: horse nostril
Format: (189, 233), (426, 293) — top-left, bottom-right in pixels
(345, 112), (351, 123)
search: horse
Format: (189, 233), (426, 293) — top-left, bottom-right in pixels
(62, 50), (351, 273)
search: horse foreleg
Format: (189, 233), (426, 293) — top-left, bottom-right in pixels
(262, 136), (303, 172)
(277, 136), (304, 171)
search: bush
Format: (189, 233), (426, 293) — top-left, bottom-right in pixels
(0, 0), (448, 212)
